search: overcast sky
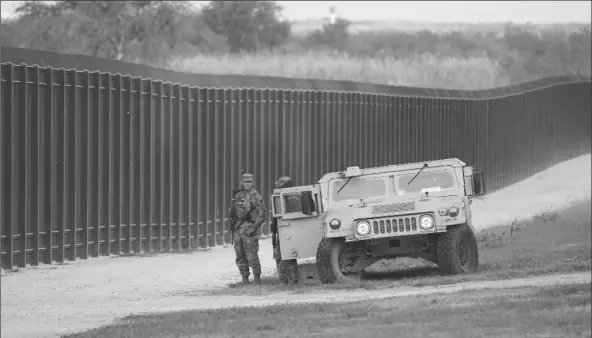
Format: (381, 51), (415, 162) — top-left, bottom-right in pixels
(2, 1), (591, 23)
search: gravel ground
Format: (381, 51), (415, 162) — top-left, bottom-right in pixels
(1, 154), (590, 338)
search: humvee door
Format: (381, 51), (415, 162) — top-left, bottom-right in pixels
(270, 184), (324, 260)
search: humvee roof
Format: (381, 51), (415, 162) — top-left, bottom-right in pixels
(317, 158), (467, 184)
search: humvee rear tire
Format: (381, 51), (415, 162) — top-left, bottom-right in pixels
(276, 259), (298, 284)
(437, 223), (479, 275)
(316, 238), (362, 284)
(276, 259), (289, 284)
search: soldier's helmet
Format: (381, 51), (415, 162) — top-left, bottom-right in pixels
(242, 173), (254, 183)
(274, 176), (293, 189)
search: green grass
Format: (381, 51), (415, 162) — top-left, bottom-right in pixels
(64, 283), (591, 338)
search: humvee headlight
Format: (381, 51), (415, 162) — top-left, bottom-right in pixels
(438, 208), (448, 216)
(419, 215), (435, 230)
(356, 221), (371, 236)
(329, 218), (341, 230)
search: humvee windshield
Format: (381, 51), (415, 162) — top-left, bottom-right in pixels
(331, 177), (388, 202)
(396, 169), (456, 195)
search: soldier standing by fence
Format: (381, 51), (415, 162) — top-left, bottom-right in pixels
(271, 176), (299, 285)
(229, 173), (266, 285)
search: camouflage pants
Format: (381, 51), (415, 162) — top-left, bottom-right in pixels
(234, 232), (261, 276)
(273, 234), (298, 284)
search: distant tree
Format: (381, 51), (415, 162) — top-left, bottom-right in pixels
(2, 1), (589, 84)
(7, 1), (223, 63)
(200, 0), (292, 53)
(305, 6), (352, 50)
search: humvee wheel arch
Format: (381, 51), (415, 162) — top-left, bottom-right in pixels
(316, 238), (374, 284)
(437, 223), (479, 275)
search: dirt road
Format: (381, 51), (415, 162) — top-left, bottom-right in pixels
(2, 270), (591, 338)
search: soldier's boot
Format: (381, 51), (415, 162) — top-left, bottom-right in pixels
(253, 274), (261, 285)
(241, 275), (250, 284)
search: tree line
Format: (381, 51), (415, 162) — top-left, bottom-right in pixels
(1, 0), (590, 84)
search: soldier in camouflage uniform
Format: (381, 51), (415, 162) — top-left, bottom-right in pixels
(230, 173), (267, 285)
(271, 176), (299, 285)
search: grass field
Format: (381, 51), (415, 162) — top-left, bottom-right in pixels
(63, 199), (591, 338)
(170, 52), (511, 90)
(64, 282), (591, 338)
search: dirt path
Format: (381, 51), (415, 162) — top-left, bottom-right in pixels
(0, 240), (279, 338)
(3, 271), (591, 338)
(1, 154), (590, 338)
(216, 272), (591, 308)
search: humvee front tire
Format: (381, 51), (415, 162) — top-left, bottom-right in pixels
(437, 223), (479, 275)
(316, 238), (363, 284)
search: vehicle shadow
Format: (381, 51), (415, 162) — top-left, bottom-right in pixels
(242, 265), (443, 288)
(361, 266), (442, 281)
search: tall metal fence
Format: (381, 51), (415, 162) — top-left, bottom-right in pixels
(1, 57), (590, 269)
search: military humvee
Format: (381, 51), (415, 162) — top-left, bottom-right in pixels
(270, 158), (486, 284)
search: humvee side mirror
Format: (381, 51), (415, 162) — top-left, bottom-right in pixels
(472, 172), (485, 196)
(300, 191), (317, 215)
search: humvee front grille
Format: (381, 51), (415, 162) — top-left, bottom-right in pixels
(372, 216), (418, 235)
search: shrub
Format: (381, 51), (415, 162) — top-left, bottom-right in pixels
(170, 51), (511, 90)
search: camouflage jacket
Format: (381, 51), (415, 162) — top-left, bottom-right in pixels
(231, 188), (266, 237)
